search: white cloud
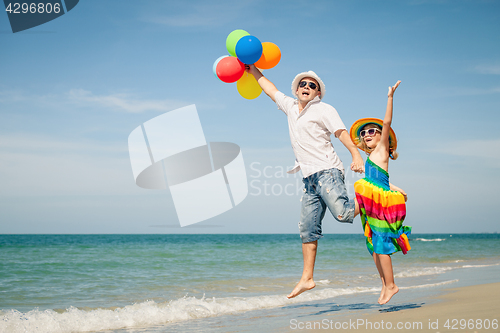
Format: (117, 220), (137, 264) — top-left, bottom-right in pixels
(0, 88), (192, 114)
(430, 139), (500, 167)
(141, 1), (260, 28)
(0, 133), (126, 153)
(408, 0), (449, 4)
(0, 90), (27, 103)
(474, 64), (500, 75)
(0, 134), (136, 196)
(68, 89), (187, 113)
(438, 86), (500, 96)
(147, 13), (222, 28)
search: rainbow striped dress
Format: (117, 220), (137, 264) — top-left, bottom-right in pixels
(354, 157), (411, 256)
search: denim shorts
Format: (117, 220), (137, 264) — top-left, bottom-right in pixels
(299, 168), (355, 243)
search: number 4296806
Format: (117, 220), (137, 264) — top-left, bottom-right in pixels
(444, 319), (498, 330)
(5, 2), (61, 14)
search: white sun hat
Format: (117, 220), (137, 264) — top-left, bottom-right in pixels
(291, 71), (326, 99)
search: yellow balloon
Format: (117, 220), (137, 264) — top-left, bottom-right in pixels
(237, 72), (262, 99)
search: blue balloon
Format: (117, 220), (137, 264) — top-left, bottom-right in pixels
(235, 35), (263, 65)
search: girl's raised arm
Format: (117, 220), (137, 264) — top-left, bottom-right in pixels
(379, 81), (401, 154)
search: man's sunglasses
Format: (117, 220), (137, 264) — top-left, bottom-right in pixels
(299, 81), (319, 91)
(360, 128), (381, 138)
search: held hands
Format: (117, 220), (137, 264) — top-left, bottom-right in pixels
(388, 80), (401, 98)
(337, 130), (364, 174)
(350, 155), (365, 174)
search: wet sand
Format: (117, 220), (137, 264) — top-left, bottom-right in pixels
(303, 282), (500, 332)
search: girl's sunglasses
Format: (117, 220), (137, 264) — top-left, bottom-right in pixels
(360, 128), (381, 138)
(299, 81), (319, 90)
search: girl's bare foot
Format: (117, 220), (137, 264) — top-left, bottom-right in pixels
(287, 279), (315, 299)
(379, 285), (399, 304)
(378, 285), (386, 303)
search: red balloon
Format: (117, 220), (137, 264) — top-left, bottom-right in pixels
(216, 57), (245, 83)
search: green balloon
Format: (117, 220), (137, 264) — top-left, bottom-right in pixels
(226, 29), (250, 57)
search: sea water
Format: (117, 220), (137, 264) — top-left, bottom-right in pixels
(1, 234), (499, 332)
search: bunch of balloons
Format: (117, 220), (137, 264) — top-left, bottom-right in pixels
(213, 29), (281, 99)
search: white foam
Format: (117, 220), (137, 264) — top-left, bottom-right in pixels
(462, 263), (500, 268)
(395, 262), (500, 279)
(0, 286), (375, 333)
(0, 280), (463, 333)
(394, 266), (453, 278)
(400, 279), (459, 289)
(316, 279), (331, 285)
(415, 238), (446, 242)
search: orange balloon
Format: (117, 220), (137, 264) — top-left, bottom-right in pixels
(254, 42), (281, 69)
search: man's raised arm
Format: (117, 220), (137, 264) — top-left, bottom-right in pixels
(246, 64), (279, 102)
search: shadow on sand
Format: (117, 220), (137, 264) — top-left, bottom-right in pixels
(379, 303), (424, 312)
(283, 301), (424, 317)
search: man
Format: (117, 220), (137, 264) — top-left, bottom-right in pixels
(246, 65), (363, 298)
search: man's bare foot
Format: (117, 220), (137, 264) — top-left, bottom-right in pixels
(287, 279), (315, 299)
(379, 285), (398, 304)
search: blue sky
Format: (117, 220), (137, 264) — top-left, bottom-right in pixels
(1, 0), (499, 234)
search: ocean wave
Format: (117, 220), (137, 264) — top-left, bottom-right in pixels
(414, 238), (447, 242)
(395, 261), (500, 279)
(394, 266), (453, 278)
(400, 279), (459, 289)
(461, 263), (500, 268)
(0, 278), (468, 333)
(316, 279), (331, 286)
(0, 285), (393, 333)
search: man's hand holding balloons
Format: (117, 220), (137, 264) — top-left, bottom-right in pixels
(213, 30), (281, 99)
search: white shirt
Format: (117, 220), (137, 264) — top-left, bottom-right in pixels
(274, 91), (346, 178)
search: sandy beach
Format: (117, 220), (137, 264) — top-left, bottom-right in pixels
(298, 282), (500, 333)
(363, 282), (499, 333)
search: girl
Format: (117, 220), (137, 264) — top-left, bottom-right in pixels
(350, 81), (411, 305)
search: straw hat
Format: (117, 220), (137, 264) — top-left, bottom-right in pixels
(349, 118), (397, 153)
